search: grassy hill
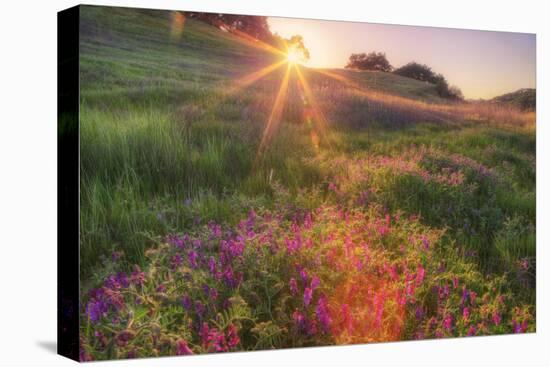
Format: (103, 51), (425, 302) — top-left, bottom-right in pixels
(491, 88), (536, 111)
(78, 6), (535, 360)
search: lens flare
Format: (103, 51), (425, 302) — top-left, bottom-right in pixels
(170, 11), (186, 41)
(255, 63), (292, 162)
(286, 46), (303, 64)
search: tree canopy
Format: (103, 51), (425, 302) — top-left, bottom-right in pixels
(186, 12), (274, 44)
(345, 52), (392, 72)
(394, 62), (463, 100)
(393, 62), (439, 84)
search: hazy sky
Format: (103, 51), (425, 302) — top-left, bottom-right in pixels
(268, 17), (535, 99)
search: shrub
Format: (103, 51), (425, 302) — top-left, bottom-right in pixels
(346, 52), (393, 72)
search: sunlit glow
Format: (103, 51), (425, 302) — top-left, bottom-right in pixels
(295, 65), (334, 149)
(328, 274), (406, 344)
(286, 46), (303, 64)
(231, 59), (287, 91)
(210, 18), (286, 57)
(170, 11), (186, 41)
(255, 63), (292, 162)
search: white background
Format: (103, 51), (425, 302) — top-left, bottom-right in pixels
(0, 0), (548, 365)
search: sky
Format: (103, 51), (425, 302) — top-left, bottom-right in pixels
(268, 17), (536, 99)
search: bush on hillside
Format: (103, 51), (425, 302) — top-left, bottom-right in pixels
(345, 52), (393, 72)
(394, 62), (463, 100)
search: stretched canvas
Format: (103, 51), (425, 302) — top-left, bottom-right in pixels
(58, 4), (536, 362)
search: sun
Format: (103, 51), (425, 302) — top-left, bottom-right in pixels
(286, 46), (303, 64)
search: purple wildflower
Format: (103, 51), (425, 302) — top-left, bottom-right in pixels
(443, 313), (453, 332)
(304, 287), (313, 307)
(86, 299), (106, 323)
(208, 256), (217, 275)
(415, 306), (424, 321)
(171, 253), (183, 270)
(188, 250), (198, 268)
(315, 296), (331, 333)
(492, 311), (501, 326)
(130, 265), (145, 287)
(311, 275), (320, 291)
(299, 268), (308, 284)
(289, 278), (298, 296)
(463, 307), (470, 321)
(181, 295), (192, 310)
(176, 340), (194, 355)
(195, 301), (206, 317)
(227, 324), (240, 348)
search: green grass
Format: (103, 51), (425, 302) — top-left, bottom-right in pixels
(78, 4), (535, 307)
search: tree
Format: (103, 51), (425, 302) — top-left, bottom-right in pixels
(394, 62), (463, 100)
(393, 62), (439, 84)
(345, 52), (392, 72)
(186, 12), (274, 44)
(285, 35), (310, 61)
(448, 85), (464, 101)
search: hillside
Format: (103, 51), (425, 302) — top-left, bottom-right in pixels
(78, 6), (535, 360)
(491, 88), (536, 111)
(80, 6), (446, 108)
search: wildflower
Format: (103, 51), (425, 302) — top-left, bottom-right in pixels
(79, 347), (93, 362)
(210, 287), (218, 300)
(463, 307), (470, 322)
(492, 311), (501, 326)
(223, 266), (236, 288)
(421, 236), (430, 250)
(130, 265), (145, 287)
(227, 324), (240, 348)
(199, 322), (210, 346)
(452, 277), (459, 289)
(156, 284), (166, 293)
(111, 251), (123, 262)
(299, 268), (308, 284)
(289, 278), (298, 296)
(416, 265), (425, 286)
(127, 349), (137, 358)
(415, 306), (424, 321)
(293, 310), (306, 331)
(116, 329), (135, 347)
(461, 287), (469, 307)
(311, 275), (320, 291)
(443, 314), (453, 332)
(86, 299), (106, 323)
(175, 340), (194, 355)
(304, 287), (313, 307)
(467, 325), (477, 336)
(513, 320), (528, 333)
(208, 256), (217, 275)
(181, 295), (192, 310)
(195, 301), (206, 317)
(341, 303), (353, 334)
(188, 250), (198, 268)
(469, 291), (477, 305)
(171, 253), (183, 270)
(316, 296), (331, 333)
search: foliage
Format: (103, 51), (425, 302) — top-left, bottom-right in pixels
(345, 52), (393, 72)
(77, 6), (535, 361)
(394, 62), (463, 100)
(393, 62), (439, 83)
(492, 89), (536, 111)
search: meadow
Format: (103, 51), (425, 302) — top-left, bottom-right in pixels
(78, 6), (535, 360)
